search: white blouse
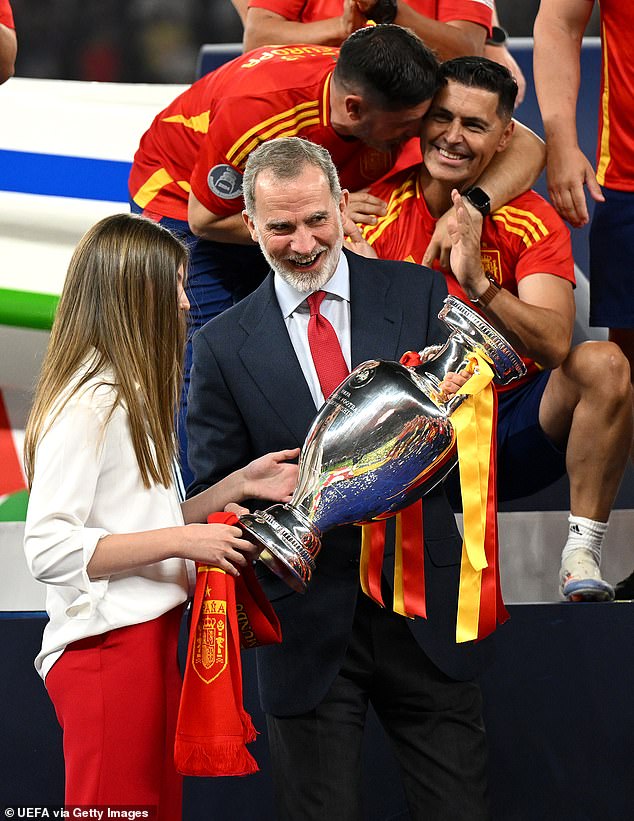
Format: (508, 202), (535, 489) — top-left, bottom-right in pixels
(24, 370), (195, 679)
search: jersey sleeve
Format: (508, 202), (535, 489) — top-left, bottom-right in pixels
(189, 95), (275, 217)
(248, 0), (320, 17)
(433, 0), (493, 30)
(494, 198), (576, 286)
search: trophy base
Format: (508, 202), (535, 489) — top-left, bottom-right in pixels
(239, 504), (321, 593)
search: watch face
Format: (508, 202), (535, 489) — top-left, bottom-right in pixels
(465, 187), (490, 214)
(489, 25), (508, 45)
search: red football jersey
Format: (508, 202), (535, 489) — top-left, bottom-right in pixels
(129, 46), (401, 221)
(247, 0), (492, 31)
(363, 167), (575, 388)
(594, 0), (634, 189)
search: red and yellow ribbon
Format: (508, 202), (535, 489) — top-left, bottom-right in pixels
(359, 498), (427, 619)
(451, 354), (509, 642)
(358, 351), (508, 643)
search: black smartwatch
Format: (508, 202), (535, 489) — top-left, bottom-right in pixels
(463, 186), (491, 217)
(362, 0), (398, 24)
(486, 25), (508, 47)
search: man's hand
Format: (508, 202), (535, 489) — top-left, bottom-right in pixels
(422, 209), (452, 270)
(342, 218), (379, 258)
(546, 143), (605, 228)
(422, 198), (482, 271)
(346, 189), (387, 226)
(446, 189), (490, 298)
(341, 0), (367, 38)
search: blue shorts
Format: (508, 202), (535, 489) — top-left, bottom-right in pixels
(589, 187), (634, 328)
(445, 370), (566, 506)
(130, 204), (269, 485)
(495, 370), (566, 501)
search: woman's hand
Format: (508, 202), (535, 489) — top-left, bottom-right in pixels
(241, 448), (300, 502)
(182, 448), (300, 524)
(180, 522), (260, 576)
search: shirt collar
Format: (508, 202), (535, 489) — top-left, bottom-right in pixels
(274, 251), (350, 318)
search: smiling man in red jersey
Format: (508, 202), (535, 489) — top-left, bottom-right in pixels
(352, 57), (633, 603)
(129, 26), (543, 487)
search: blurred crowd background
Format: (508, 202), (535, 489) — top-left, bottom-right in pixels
(10, 0), (600, 85)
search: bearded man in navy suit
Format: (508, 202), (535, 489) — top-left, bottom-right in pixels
(187, 136), (493, 820)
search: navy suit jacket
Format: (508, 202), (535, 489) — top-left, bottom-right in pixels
(187, 248), (494, 715)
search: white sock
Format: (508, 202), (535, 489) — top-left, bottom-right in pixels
(561, 515), (608, 565)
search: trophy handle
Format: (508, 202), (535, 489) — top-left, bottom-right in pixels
(438, 296), (526, 386)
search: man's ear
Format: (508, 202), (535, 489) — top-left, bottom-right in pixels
(497, 119), (515, 153)
(339, 189), (350, 217)
(242, 210), (259, 243)
(344, 94), (364, 122)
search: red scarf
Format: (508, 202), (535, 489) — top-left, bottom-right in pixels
(174, 512), (281, 777)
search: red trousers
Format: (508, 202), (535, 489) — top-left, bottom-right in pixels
(46, 606), (185, 820)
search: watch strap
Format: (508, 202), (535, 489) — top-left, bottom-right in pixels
(471, 275), (501, 308)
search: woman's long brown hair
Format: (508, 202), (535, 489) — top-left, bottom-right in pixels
(24, 213), (189, 489)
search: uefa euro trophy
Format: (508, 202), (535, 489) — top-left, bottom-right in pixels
(240, 296), (526, 593)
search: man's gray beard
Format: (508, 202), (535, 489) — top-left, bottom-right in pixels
(254, 228), (344, 293)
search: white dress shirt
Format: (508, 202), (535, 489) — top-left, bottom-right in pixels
(23, 367), (195, 679)
(274, 252), (352, 408)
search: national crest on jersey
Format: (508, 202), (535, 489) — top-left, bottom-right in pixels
(480, 249), (502, 284)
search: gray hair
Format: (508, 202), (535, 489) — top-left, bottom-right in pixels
(242, 137), (342, 218)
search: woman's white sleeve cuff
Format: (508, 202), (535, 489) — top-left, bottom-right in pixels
(63, 528), (110, 619)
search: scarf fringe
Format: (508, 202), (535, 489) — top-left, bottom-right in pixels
(240, 710), (258, 744)
(174, 736), (259, 777)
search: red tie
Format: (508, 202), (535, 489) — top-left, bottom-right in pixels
(306, 290), (349, 399)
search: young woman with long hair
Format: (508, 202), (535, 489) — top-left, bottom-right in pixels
(23, 213), (298, 818)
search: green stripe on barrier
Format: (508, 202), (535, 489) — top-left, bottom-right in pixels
(0, 288), (59, 331)
(0, 490), (29, 522)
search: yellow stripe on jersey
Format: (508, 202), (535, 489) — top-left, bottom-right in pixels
(596, 21), (611, 186)
(321, 73), (331, 127)
(227, 102), (321, 168)
(232, 112), (322, 169)
(132, 168), (175, 208)
(362, 179), (417, 245)
(492, 205), (549, 247)
(491, 214), (533, 248)
(162, 112), (210, 133)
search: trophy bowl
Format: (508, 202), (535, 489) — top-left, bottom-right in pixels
(240, 296), (526, 592)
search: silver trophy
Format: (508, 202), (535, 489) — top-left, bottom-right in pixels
(240, 296), (526, 592)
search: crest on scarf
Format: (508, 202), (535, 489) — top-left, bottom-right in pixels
(192, 597), (228, 684)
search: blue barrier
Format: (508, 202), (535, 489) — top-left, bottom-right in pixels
(196, 42), (242, 77)
(0, 149), (131, 202)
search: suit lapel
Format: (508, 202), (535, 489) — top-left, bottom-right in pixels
(238, 275), (317, 444)
(346, 249), (404, 365)
(236, 255), (406, 443)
